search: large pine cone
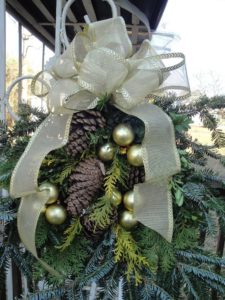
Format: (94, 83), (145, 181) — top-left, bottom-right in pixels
(66, 110), (106, 157)
(65, 158), (105, 216)
(127, 166), (145, 189)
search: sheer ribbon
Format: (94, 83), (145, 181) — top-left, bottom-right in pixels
(10, 17), (190, 274)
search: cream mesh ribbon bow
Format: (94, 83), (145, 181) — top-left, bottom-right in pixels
(10, 17), (190, 274)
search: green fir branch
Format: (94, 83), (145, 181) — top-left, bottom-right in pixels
(176, 250), (225, 266)
(177, 264), (200, 300)
(140, 280), (173, 300)
(179, 263), (225, 287)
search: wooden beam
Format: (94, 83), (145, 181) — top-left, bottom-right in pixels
(32, 0), (55, 22)
(7, 0), (55, 47)
(131, 14), (139, 45)
(40, 22), (148, 31)
(82, 0), (97, 22)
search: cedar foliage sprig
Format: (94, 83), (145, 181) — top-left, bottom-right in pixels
(56, 218), (82, 251)
(104, 153), (130, 197)
(114, 225), (149, 285)
(89, 196), (114, 229)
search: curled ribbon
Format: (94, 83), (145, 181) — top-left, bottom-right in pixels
(10, 17), (190, 273)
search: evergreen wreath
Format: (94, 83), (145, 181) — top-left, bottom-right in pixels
(1, 95), (225, 299)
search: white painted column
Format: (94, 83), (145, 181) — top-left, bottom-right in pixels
(0, 4), (14, 299)
(18, 22), (23, 103)
(55, 0), (62, 56)
(0, 0), (6, 122)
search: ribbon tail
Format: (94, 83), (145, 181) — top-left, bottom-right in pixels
(10, 113), (72, 275)
(125, 103), (179, 241)
(10, 113), (72, 197)
(18, 192), (60, 276)
(134, 181), (173, 242)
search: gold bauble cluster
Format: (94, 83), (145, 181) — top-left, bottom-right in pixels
(108, 187), (137, 230)
(113, 124), (143, 167)
(98, 123), (143, 167)
(39, 182), (67, 225)
(120, 190), (137, 229)
(97, 123), (144, 230)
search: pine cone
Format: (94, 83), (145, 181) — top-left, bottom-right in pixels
(65, 158), (105, 216)
(81, 210), (118, 241)
(66, 110), (106, 157)
(128, 166), (145, 189)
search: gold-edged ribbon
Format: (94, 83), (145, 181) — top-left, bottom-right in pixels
(10, 17), (190, 274)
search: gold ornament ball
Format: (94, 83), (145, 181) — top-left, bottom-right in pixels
(119, 210), (137, 230)
(127, 144), (143, 167)
(110, 188), (122, 206)
(98, 142), (115, 161)
(123, 190), (134, 211)
(39, 182), (59, 205)
(112, 124), (134, 146)
(45, 204), (67, 225)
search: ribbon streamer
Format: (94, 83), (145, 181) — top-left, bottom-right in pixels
(10, 17), (190, 273)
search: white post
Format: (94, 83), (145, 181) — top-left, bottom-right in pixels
(41, 43), (45, 108)
(0, 0), (6, 122)
(18, 22), (22, 103)
(55, 0), (62, 56)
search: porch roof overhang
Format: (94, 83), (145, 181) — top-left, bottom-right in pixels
(6, 0), (168, 50)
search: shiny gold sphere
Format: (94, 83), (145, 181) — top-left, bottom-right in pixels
(123, 190), (134, 211)
(45, 204), (67, 225)
(127, 144), (143, 167)
(39, 182), (59, 204)
(119, 210), (137, 230)
(112, 124), (134, 146)
(110, 188), (122, 207)
(98, 142), (116, 161)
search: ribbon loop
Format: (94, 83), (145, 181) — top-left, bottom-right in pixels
(78, 48), (129, 95)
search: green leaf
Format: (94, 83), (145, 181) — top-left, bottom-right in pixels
(175, 188), (184, 207)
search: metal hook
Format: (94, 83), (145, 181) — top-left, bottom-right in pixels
(61, 0), (118, 48)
